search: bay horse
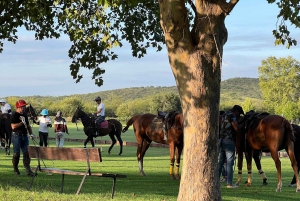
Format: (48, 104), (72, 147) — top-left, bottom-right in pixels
(234, 111), (269, 186)
(219, 111), (267, 186)
(71, 107), (124, 155)
(122, 111), (184, 179)
(238, 114), (300, 192)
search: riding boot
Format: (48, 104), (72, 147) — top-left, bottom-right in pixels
(12, 153), (21, 175)
(23, 151), (34, 177)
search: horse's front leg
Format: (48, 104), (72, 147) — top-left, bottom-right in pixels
(174, 143), (183, 180)
(245, 149), (253, 187)
(253, 150), (268, 185)
(169, 142), (176, 180)
(235, 150), (243, 186)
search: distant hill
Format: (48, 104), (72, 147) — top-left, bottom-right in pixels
(20, 77), (261, 103)
(221, 77), (262, 103)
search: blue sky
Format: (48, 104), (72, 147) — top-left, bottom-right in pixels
(0, 1), (299, 97)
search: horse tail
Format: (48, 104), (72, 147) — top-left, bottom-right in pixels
(283, 118), (296, 142)
(122, 115), (140, 133)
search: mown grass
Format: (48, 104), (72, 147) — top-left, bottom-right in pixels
(1, 124), (300, 200)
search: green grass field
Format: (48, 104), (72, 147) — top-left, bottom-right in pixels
(0, 124), (300, 200)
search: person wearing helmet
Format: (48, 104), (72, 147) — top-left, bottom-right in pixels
(0, 99), (12, 114)
(94, 96), (105, 136)
(35, 109), (52, 147)
(10, 99), (35, 176)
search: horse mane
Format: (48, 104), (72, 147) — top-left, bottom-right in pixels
(167, 110), (181, 129)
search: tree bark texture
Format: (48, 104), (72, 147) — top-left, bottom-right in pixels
(159, 0), (231, 200)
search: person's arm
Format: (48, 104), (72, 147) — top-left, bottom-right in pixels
(231, 121), (239, 131)
(95, 107), (103, 115)
(64, 119), (69, 134)
(11, 122), (24, 130)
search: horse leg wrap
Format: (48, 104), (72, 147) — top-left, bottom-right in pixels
(169, 163), (174, 175)
(258, 169), (267, 179)
(247, 171), (252, 184)
(23, 152), (34, 176)
(12, 153), (20, 175)
(175, 163), (180, 175)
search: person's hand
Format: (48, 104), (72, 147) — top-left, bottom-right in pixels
(29, 134), (35, 139)
(47, 124), (52, 128)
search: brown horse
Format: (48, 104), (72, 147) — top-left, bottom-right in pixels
(71, 107), (124, 155)
(122, 111), (184, 179)
(234, 112), (269, 186)
(238, 114), (300, 192)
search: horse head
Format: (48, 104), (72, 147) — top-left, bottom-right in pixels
(72, 106), (81, 123)
(26, 104), (38, 121)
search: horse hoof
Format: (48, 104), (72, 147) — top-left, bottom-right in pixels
(175, 174), (181, 180)
(171, 175), (176, 180)
(235, 182), (240, 187)
(296, 188), (300, 193)
(140, 172), (146, 177)
(245, 182), (251, 187)
(276, 188), (281, 192)
(263, 181), (268, 186)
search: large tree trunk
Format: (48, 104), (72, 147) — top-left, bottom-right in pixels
(159, 1), (230, 200)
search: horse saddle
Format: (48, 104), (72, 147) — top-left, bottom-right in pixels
(97, 120), (108, 129)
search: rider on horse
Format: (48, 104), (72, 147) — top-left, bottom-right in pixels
(94, 96), (105, 136)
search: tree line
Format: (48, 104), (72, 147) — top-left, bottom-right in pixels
(3, 56), (300, 122)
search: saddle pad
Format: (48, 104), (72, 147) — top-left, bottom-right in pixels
(99, 121), (108, 128)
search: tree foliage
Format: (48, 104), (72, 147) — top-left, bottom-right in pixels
(1, 1), (299, 85)
(0, 0), (163, 86)
(258, 56), (300, 114)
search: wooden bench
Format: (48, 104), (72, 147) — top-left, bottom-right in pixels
(27, 146), (126, 199)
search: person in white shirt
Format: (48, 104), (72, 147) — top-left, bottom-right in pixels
(94, 96), (105, 136)
(35, 109), (52, 147)
(0, 99), (12, 114)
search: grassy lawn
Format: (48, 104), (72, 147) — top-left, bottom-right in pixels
(0, 124), (299, 200)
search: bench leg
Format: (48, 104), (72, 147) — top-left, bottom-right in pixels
(76, 174), (88, 195)
(60, 174), (65, 194)
(111, 175), (117, 199)
(27, 170), (38, 190)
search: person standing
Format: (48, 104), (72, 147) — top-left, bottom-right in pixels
(94, 96), (105, 136)
(218, 105), (244, 188)
(35, 109), (52, 147)
(0, 99), (12, 114)
(11, 99), (35, 176)
(54, 111), (69, 147)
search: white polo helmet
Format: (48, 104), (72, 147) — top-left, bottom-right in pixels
(0, 99), (6, 103)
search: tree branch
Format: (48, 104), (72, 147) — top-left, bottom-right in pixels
(219, 0), (239, 15)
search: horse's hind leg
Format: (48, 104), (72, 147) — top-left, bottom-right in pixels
(84, 135), (94, 148)
(253, 150), (267, 185)
(115, 134), (123, 156)
(270, 149), (282, 192)
(286, 143), (300, 192)
(138, 139), (151, 176)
